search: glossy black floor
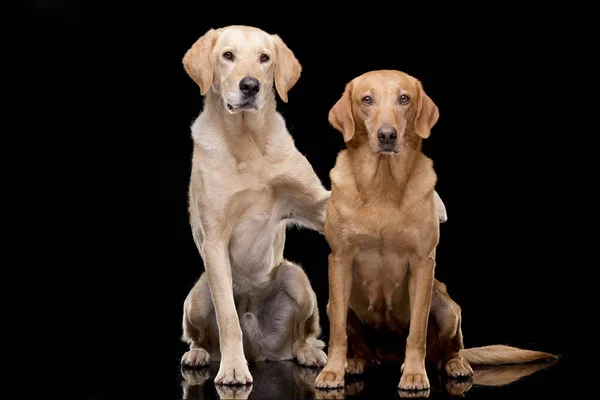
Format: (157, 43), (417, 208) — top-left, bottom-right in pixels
(175, 357), (566, 400)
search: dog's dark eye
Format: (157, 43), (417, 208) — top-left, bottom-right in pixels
(362, 96), (372, 105)
(260, 54), (270, 63)
(400, 94), (411, 104)
(223, 52), (234, 61)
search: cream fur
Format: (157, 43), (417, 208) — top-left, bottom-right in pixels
(180, 25), (328, 386)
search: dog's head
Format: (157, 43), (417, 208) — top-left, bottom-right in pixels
(183, 25), (302, 114)
(329, 70), (439, 154)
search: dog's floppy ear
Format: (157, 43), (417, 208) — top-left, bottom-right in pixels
(183, 29), (218, 96)
(414, 80), (440, 138)
(329, 82), (355, 142)
(272, 35), (302, 103)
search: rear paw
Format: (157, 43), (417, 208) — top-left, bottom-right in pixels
(296, 345), (327, 367)
(345, 358), (367, 375)
(445, 358), (473, 378)
(181, 348), (210, 367)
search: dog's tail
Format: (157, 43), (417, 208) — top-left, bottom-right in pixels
(459, 345), (557, 365)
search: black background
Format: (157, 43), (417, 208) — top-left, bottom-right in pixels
(21, 1), (590, 398)
(157, 9), (582, 399)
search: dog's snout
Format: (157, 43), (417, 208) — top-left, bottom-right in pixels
(239, 77), (260, 97)
(377, 126), (397, 145)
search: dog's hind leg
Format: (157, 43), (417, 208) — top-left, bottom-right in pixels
(345, 308), (373, 375)
(181, 273), (218, 367)
(430, 280), (473, 378)
(271, 260), (327, 367)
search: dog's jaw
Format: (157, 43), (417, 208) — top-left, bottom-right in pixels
(224, 100), (259, 115)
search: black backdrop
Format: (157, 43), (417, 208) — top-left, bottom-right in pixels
(22, 2), (589, 398)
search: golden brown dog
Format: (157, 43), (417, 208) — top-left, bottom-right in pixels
(315, 70), (556, 391)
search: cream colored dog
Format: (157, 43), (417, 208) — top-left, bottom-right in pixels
(179, 25), (450, 386)
(179, 25), (330, 386)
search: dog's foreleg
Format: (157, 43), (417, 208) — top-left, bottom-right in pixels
(315, 252), (353, 389)
(274, 163), (330, 233)
(399, 257), (435, 391)
(290, 190), (330, 233)
(202, 239), (253, 385)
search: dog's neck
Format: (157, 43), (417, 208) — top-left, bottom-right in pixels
(347, 134), (431, 204)
(203, 89), (278, 159)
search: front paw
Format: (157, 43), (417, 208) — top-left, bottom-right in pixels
(399, 371), (430, 391)
(315, 368), (345, 389)
(215, 359), (253, 385)
(296, 345), (327, 367)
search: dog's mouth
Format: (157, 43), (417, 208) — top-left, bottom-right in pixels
(378, 149), (399, 155)
(225, 101), (258, 113)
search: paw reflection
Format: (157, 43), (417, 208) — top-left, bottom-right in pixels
(345, 380), (365, 395)
(313, 376), (366, 399)
(314, 387), (346, 399)
(445, 377), (473, 396)
(179, 358), (558, 399)
(181, 367), (214, 399)
(181, 367), (211, 387)
(397, 388), (431, 398)
(214, 384), (253, 399)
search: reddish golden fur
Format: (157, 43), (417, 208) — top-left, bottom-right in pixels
(315, 70), (555, 391)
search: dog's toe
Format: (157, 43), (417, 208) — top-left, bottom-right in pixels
(445, 358), (473, 378)
(181, 348), (211, 367)
(345, 358), (367, 375)
(296, 345), (327, 367)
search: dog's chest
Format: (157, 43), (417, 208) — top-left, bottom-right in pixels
(346, 203), (422, 255)
(342, 204), (423, 329)
(226, 161), (293, 277)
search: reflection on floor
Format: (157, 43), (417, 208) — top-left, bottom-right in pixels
(180, 358), (558, 399)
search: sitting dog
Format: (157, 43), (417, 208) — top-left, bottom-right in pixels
(179, 25), (332, 385)
(315, 70), (556, 391)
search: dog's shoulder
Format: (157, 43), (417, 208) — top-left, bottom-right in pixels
(406, 154), (437, 201)
(329, 150), (354, 190)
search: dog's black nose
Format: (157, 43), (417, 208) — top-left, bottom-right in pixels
(239, 77), (260, 97)
(377, 126), (397, 145)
